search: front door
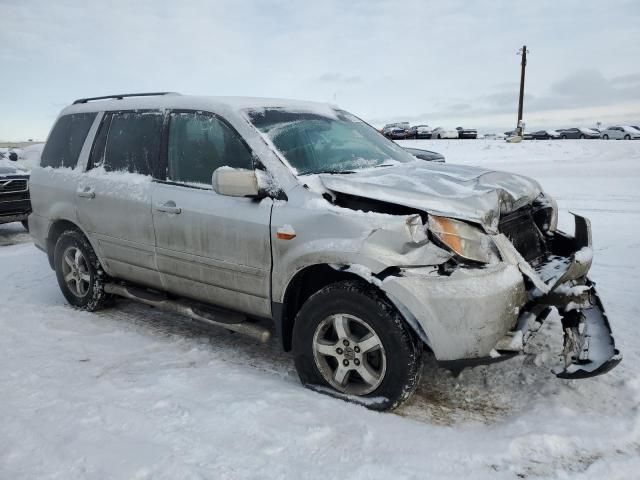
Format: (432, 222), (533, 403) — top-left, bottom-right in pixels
(76, 110), (164, 288)
(151, 110), (272, 317)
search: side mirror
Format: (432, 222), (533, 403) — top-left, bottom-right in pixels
(8, 152), (18, 161)
(212, 167), (260, 197)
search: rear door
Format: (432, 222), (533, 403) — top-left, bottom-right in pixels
(76, 110), (164, 287)
(29, 112), (98, 233)
(151, 110), (273, 317)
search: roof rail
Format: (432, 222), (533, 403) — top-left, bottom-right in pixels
(72, 92), (180, 105)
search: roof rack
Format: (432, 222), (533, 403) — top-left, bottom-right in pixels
(72, 92), (180, 105)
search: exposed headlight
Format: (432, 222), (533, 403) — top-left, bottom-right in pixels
(428, 215), (499, 264)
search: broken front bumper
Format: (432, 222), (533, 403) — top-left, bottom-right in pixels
(384, 213), (621, 380)
(493, 214), (621, 379)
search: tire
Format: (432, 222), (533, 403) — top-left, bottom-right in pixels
(292, 280), (422, 411)
(561, 135), (567, 140)
(54, 229), (112, 311)
(580, 134), (585, 139)
(624, 134), (631, 140)
(603, 134), (608, 140)
(21, 219), (29, 231)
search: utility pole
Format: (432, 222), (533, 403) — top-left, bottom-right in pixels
(517, 45), (529, 136)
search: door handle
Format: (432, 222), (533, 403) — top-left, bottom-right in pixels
(155, 201), (181, 214)
(77, 186), (95, 199)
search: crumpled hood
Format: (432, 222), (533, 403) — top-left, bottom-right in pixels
(319, 161), (543, 232)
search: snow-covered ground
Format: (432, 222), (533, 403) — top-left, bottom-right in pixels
(1, 140), (639, 479)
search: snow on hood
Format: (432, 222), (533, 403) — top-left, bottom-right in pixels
(318, 161), (543, 232)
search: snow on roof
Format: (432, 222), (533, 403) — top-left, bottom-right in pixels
(62, 94), (339, 118)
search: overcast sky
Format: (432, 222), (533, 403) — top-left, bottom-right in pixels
(2, 0), (639, 140)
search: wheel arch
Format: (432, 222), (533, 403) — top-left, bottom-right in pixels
(46, 219), (97, 270)
(275, 263), (429, 352)
(275, 264), (364, 351)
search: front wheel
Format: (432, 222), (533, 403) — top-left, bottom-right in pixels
(21, 219), (29, 231)
(603, 134), (609, 140)
(54, 229), (112, 311)
(580, 134), (585, 139)
(624, 134), (631, 140)
(292, 280), (422, 410)
(562, 135), (567, 140)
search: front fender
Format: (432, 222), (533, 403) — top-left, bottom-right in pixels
(270, 198), (452, 303)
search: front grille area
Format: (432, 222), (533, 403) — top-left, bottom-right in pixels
(498, 207), (547, 263)
(0, 179), (28, 193)
(0, 191), (30, 202)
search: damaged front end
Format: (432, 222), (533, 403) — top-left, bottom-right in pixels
(289, 162), (621, 381)
(493, 212), (622, 379)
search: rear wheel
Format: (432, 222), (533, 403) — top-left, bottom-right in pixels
(580, 134), (585, 139)
(562, 135), (567, 139)
(603, 134), (609, 140)
(292, 280), (422, 410)
(54, 230), (112, 311)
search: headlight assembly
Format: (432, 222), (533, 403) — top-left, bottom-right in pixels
(428, 215), (499, 264)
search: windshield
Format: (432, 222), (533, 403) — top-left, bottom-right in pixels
(246, 108), (415, 175)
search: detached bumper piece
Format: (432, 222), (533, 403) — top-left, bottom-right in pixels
(494, 213), (622, 379)
(552, 280), (621, 379)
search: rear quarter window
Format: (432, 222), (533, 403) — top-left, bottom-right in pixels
(40, 112), (97, 168)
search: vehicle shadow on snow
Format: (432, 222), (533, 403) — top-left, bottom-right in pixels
(0, 222), (31, 246)
(94, 298), (629, 426)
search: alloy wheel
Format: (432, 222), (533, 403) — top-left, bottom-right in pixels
(61, 246), (91, 297)
(312, 313), (387, 396)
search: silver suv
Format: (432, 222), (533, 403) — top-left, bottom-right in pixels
(29, 92), (620, 410)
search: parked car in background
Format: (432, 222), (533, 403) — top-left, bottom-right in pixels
(407, 125), (432, 139)
(484, 133), (505, 140)
(382, 122), (410, 139)
(530, 130), (561, 140)
(0, 152), (31, 230)
(558, 128), (600, 139)
(601, 126), (640, 140)
(430, 127), (458, 139)
(456, 127), (477, 139)
(402, 147), (445, 163)
(383, 126), (409, 139)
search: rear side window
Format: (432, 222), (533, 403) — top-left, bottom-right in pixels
(167, 111), (253, 187)
(96, 111), (163, 175)
(41, 113), (97, 168)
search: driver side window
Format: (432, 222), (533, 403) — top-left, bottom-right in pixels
(167, 111), (253, 187)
